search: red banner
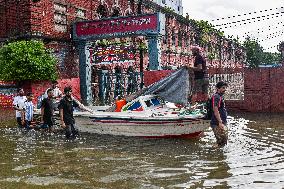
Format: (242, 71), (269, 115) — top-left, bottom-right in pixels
(76, 14), (158, 37)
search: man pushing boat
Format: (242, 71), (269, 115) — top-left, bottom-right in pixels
(58, 86), (93, 139)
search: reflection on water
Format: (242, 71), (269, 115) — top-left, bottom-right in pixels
(0, 112), (283, 189)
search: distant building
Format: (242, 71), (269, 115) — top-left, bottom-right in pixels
(152, 0), (183, 15)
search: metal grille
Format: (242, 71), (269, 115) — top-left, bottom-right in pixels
(92, 69), (144, 105)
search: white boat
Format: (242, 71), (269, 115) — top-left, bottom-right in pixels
(74, 95), (210, 138)
(34, 68), (209, 138)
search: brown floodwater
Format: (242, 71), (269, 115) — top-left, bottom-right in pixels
(0, 109), (283, 189)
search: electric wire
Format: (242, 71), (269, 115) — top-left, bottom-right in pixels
(211, 6), (284, 22)
(244, 21), (284, 35)
(215, 12), (284, 28)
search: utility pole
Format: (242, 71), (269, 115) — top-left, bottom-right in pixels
(277, 41), (284, 65)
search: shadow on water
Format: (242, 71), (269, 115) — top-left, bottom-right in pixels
(0, 109), (284, 188)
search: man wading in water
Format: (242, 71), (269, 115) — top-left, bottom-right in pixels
(13, 88), (27, 128)
(41, 88), (55, 132)
(210, 81), (228, 148)
(58, 86), (93, 139)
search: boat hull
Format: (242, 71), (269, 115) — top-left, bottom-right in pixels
(75, 114), (209, 138)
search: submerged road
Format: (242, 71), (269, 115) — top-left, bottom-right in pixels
(0, 110), (283, 188)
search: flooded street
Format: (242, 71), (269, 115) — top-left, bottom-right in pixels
(0, 110), (283, 189)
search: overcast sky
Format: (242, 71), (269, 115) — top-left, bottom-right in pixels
(182, 0), (284, 52)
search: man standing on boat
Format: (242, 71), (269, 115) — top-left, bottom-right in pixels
(210, 81), (228, 147)
(58, 86), (93, 139)
(188, 46), (209, 104)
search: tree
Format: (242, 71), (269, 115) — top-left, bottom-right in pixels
(262, 52), (281, 65)
(243, 37), (263, 68)
(243, 37), (282, 67)
(0, 40), (58, 81)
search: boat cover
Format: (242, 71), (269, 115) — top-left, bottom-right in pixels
(139, 66), (194, 105)
(107, 67), (194, 112)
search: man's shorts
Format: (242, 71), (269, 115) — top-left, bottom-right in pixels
(41, 118), (55, 129)
(41, 123), (53, 129)
(193, 78), (209, 94)
(24, 120), (32, 130)
(65, 124), (79, 139)
(16, 117), (24, 128)
(211, 125), (228, 147)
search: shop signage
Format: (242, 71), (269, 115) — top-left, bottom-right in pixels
(75, 14), (159, 39)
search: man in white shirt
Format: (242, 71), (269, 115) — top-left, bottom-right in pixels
(43, 81), (62, 101)
(12, 88), (27, 128)
(42, 81), (62, 110)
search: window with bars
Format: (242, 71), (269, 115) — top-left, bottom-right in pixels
(97, 5), (108, 18)
(76, 8), (86, 21)
(54, 3), (67, 32)
(163, 29), (168, 44)
(76, 8), (86, 18)
(178, 32), (182, 47)
(172, 30), (175, 46)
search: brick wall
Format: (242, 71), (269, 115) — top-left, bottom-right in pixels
(0, 0), (31, 38)
(23, 78), (81, 105)
(0, 0), (130, 40)
(226, 67), (284, 112)
(0, 78), (81, 108)
(1, 0), (245, 75)
(144, 70), (173, 86)
(143, 68), (284, 112)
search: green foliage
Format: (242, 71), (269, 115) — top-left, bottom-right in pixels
(207, 52), (216, 61)
(138, 42), (148, 52)
(0, 40), (58, 81)
(243, 37), (281, 68)
(192, 20), (224, 37)
(262, 52), (281, 64)
(243, 38), (263, 68)
(162, 6), (175, 15)
(96, 39), (110, 47)
(187, 19), (225, 48)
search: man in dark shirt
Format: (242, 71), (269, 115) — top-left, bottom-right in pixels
(58, 86), (93, 139)
(210, 81), (228, 147)
(41, 88), (55, 132)
(190, 46), (209, 104)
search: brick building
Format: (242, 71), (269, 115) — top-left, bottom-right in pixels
(0, 0), (246, 105)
